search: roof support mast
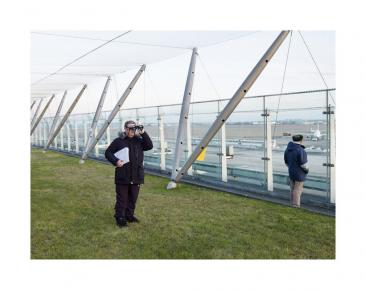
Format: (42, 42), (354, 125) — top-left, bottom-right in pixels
(167, 48), (198, 189)
(31, 100), (36, 110)
(44, 84), (87, 151)
(79, 65), (146, 162)
(31, 95), (55, 135)
(80, 76), (111, 163)
(31, 98), (43, 128)
(44, 90), (67, 150)
(168, 30), (290, 187)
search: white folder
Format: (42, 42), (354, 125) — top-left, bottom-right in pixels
(114, 147), (129, 164)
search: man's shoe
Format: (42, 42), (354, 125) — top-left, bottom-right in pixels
(116, 217), (128, 227)
(126, 216), (139, 223)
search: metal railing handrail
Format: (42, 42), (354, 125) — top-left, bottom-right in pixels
(43, 88), (336, 119)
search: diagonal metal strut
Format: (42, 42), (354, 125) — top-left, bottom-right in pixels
(80, 65), (146, 162)
(81, 76), (111, 162)
(44, 84), (87, 150)
(171, 30), (290, 185)
(31, 95), (55, 135)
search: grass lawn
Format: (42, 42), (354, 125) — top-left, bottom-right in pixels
(31, 148), (335, 259)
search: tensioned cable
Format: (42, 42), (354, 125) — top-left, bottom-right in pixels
(32, 72), (110, 77)
(198, 31), (261, 48)
(272, 31), (293, 140)
(31, 31), (132, 86)
(197, 54), (222, 100)
(31, 32), (191, 50)
(145, 68), (161, 106)
(298, 31), (336, 105)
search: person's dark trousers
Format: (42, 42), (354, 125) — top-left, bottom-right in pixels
(115, 184), (140, 219)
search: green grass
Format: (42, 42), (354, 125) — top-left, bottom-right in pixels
(31, 148), (335, 259)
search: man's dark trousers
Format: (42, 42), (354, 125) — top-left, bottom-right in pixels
(115, 184), (140, 219)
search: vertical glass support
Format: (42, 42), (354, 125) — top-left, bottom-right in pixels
(54, 134), (58, 149)
(60, 127), (64, 150)
(83, 120), (88, 147)
(158, 107), (166, 171)
(136, 108), (140, 124)
(329, 105), (336, 203)
(106, 125), (111, 145)
(43, 121), (47, 148)
(74, 120), (79, 153)
(219, 100), (227, 182)
(324, 90), (335, 203)
(37, 126), (40, 146)
(262, 108), (273, 191)
(67, 123), (71, 152)
(95, 127), (99, 157)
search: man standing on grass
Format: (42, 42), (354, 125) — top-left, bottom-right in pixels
(284, 134), (309, 208)
(105, 120), (153, 228)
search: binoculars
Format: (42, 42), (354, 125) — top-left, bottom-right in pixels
(127, 125), (144, 131)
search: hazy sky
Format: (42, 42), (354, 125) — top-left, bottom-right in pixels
(30, 31), (335, 118)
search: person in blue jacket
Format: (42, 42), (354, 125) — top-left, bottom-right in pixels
(284, 134), (309, 208)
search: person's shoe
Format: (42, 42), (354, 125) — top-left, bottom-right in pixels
(116, 217), (128, 227)
(126, 216), (140, 223)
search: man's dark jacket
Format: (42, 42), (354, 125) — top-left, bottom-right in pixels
(284, 141), (309, 182)
(105, 131), (153, 185)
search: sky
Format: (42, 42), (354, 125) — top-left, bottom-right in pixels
(30, 31), (335, 119)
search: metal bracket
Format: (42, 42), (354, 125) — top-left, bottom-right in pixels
(322, 163), (335, 167)
(322, 110), (335, 115)
(261, 157), (271, 161)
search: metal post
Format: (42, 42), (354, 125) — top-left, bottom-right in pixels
(81, 77), (111, 162)
(158, 107), (166, 171)
(262, 108), (273, 191)
(44, 84), (87, 151)
(45, 91), (67, 149)
(37, 126), (40, 146)
(136, 108), (140, 124)
(219, 101), (228, 182)
(80, 65), (145, 162)
(31, 98), (43, 127)
(31, 95), (55, 135)
(106, 126), (111, 145)
(67, 123), (71, 152)
(323, 90), (336, 204)
(330, 106), (336, 203)
(43, 121), (48, 148)
(83, 120), (88, 147)
(94, 127), (99, 157)
(60, 127), (64, 150)
(171, 31), (290, 185)
(167, 48), (197, 189)
(74, 120), (79, 153)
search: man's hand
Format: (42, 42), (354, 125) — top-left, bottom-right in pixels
(116, 160), (124, 167)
